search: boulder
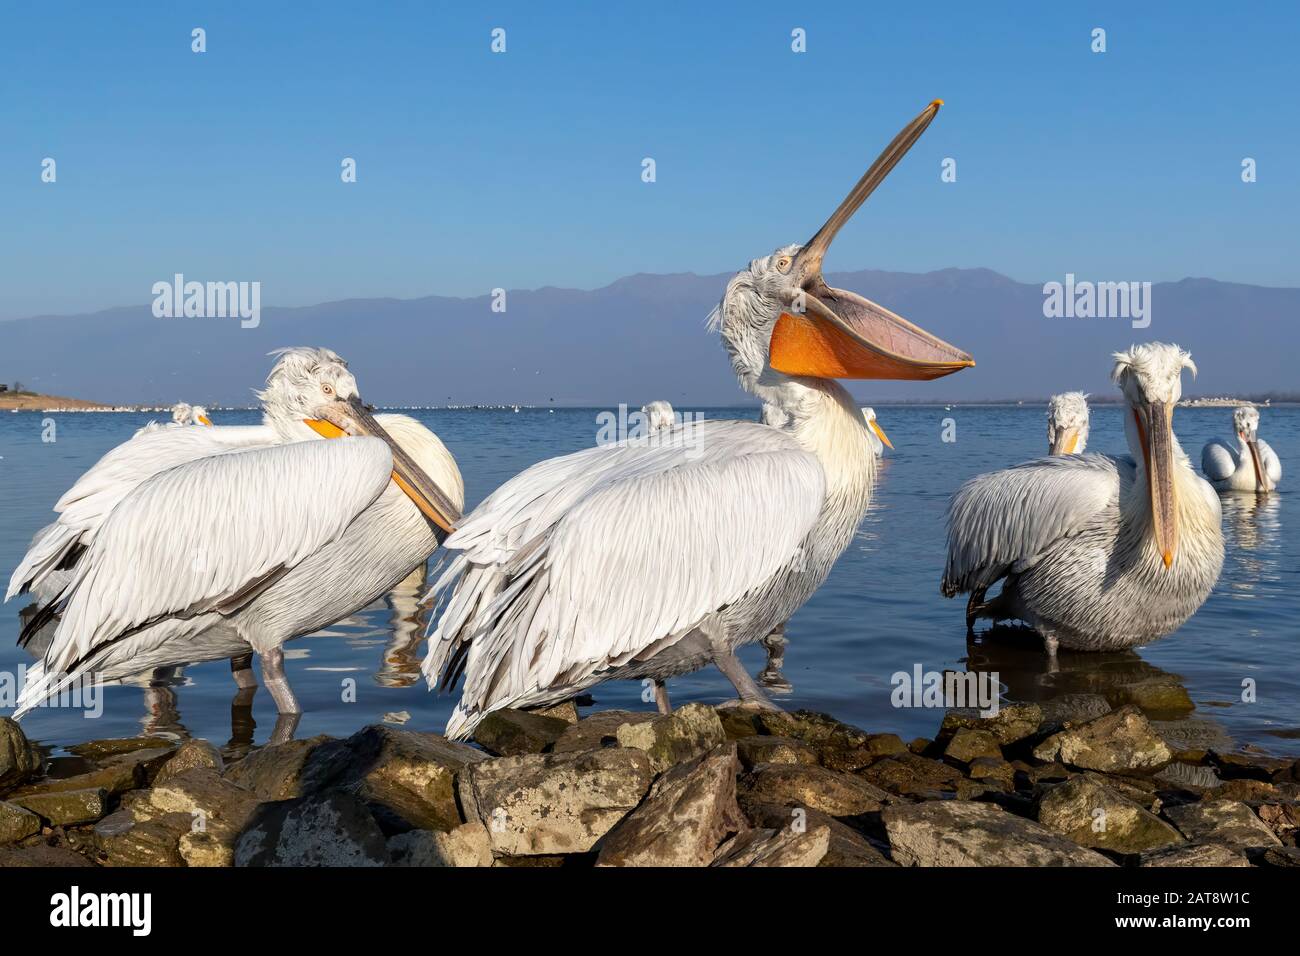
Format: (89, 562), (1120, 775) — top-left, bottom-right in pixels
(738, 763), (892, 817)
(0, 800), (42, 844)
(460, 747), (654, 856)
(1037, 775), (1183, 853)
(940, 704), (1043, 745)
(735, 735), (820, 770)
(0, 844), (91, 867)
(1139, 842), (1251, 867)
(597, 745), (745, 866)
(533, 701), (580, 725)
(858, 753), (964, 798)
(551, 710), (654, 753)
(1163, 799), (1282, 848)
(473, 709), (570, 756)
(615, 703), (726, 773)
(0, 719), (41, 791)
(155, 739), (224, 785)
(223, 735), (332, 800)
(299, 726), (485, 832)
(389, 822), (493, 867)
(1033, 706), (1171, 772)
(235, 791), (389, 867)
(68, 737), (175, 761)
(943, 728), (1003, 765)
(712, 825), (831, 867)
(1105, 677), (1194, 716)
(754, 711), (897, 772)
(92, 809), (188, 867)
(10, 787), (108, 826)
(883, 801), (1114, 866)
(742, 801), (894, 867)
(967, 757), (1016, 789)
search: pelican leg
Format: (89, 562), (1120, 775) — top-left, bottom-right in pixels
(259, 646), (301, 715)
(231, 652), (257, 690)
(654, 680), (672, 715)
(711, 644), (782, 712)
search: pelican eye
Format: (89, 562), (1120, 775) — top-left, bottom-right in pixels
(776, 256), (792, 273)
(322, 384), (334, 396)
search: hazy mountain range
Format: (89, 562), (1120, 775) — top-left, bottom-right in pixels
(2, 269), (1296, 407)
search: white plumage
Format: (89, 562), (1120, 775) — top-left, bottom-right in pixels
(1201, 406), (1281, 492)
(424, 101), (972, 737)
(943, 343), (1224, 653)
(1046, 391), (1089, 455)
(640, 400), (676, 433)
(10, 348), (463, 720)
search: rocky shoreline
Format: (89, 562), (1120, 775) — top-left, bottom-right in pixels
(1, 699), (1297, 868)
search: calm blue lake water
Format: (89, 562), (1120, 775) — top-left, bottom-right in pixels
(1, 404), (1296, 757)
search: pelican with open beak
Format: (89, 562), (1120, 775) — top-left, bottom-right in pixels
(425, 101), (973, 737)
(944, 343), (1224, 655)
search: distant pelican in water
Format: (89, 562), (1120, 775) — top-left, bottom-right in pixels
(425, 101), (973, 737)
(641, 400), (676, 433)
(1201, 406), (1281, 492)
(1046, 391), (1088, 455)
(943, 343), (1223, 656)
(10, 348), (463, 727)
(860, 406), (892, 457)
(132, 402), (213, 438)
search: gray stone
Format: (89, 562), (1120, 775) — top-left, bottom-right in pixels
(1037, 775), (1183, 853)
(460, 747), (654, 856)
(597, 745), (745, 867)
(473, 708), (570, 756)
(943, 728), (1003, 764)
(389, 822), (493, 867)
(742, 801), (894, 867)
(551, 710), (655, 752)
(1033, 706), (1171, 772)
(0, 800), (42, 843)
(712, 825), (831, 867)
(883, 801), (1114, 866)
(1164, 799), (1281, 848)
(93, 809), (188, 867)
(735, 735), (820, 770)
(300, 725), (485, 832)
(738, 763), (893, 817)
(858, 753), (964, 798)
(940, 703), (1043, 745)
(1139, 842), (1251, 867)
(235, 791), (389, 867)
(0, 718), (41, 791)
(10, 787), (108, 826)
(223, 735), (332, 800)
(615, 703), (726, 773)
(155, 739), (224, 785)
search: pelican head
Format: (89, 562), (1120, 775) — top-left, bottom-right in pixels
(170, 402), (193, 425)
(190, 405), (212, 426)
(860, 406), (893, 449)
(641, 400), (675, 434)
(1232, 405), (1270, 490)
(258, 346), (461, 533)
(712, 101), (973, 396)
(1112, 343), (1197, 570)
(1046, 391), (1089, 455)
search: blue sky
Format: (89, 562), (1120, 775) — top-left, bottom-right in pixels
(2, 1), (1297, 319)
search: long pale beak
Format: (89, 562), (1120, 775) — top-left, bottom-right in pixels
(306, 398), (461, 534)
(1137, 403), (1179, 569)
(868, 416), (893, 449)
(198, 414), (213, 426)
(1245, 437), (1271, 492)
(1049, 427), (1080, 456)
(770, 101), (974, 381)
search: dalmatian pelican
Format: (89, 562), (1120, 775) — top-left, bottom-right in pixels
(424, 100), (973, 737)
(860, 406), (892, 457)
(10, 347), (463, 722)
(943, 343), (1224, 655)
(1047, 391), (1089, 455)
(641, 400), (676, 433)
(1201, 406), (1281, 492)
(174, 402), (213, 426)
